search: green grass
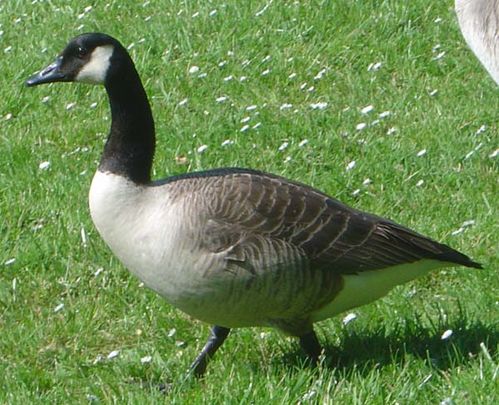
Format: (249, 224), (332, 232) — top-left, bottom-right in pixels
(1, 0), (497, 403)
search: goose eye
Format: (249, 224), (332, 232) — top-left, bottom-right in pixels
(76, 46), (88, 58)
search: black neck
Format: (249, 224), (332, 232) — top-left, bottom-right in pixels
(99, 59), (155, 184)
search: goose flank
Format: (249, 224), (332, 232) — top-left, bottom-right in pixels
(26, 33), (482, 377)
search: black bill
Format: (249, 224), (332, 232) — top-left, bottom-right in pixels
(26, 57), (67, 87)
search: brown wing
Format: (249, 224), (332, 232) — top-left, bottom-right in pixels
(195, 169), (481, 273)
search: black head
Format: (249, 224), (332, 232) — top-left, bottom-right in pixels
(26, 33), (126, 87)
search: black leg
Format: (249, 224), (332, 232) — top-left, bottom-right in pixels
(299, 330), (322, 363)
(190, 325), (230, 377)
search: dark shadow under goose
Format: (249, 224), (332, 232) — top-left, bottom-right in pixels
(26, 33), (482, 377)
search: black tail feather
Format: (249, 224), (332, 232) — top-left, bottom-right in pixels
(378, 221), (483, 269)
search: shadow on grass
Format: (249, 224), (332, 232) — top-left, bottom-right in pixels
(123, 314), (497, 393)
(275, 316), (498, 375)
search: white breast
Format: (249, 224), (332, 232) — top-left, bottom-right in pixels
(88, 171), (213, 306)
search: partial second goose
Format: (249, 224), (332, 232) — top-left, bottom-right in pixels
(26, 33), (481, 377)
(455, 0), (499, 85)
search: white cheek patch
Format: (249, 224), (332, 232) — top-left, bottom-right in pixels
(75, 45), (114, 84)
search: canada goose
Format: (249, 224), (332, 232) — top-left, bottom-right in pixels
(455, 0), (499, 84)
(26, 33), (481, 377)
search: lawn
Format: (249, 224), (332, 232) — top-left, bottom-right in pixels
(0, 0), (497, 403)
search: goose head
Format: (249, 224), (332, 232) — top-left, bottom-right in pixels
(26, 33), (127, 87)
(27, 33), (155, 183)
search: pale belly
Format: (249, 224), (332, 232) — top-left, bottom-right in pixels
(310, 260), (444, 322)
